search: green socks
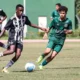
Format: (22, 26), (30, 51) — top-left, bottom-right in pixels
(41, 60), (48, 66)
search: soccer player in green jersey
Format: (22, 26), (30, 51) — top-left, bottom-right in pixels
(36, 6), (73, 69)
(50, 3), (61, 20)
(43, 3), (61, 39)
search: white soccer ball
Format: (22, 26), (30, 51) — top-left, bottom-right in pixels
(25, 62), (35, 72)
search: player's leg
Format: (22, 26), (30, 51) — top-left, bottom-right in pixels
(2, 43), (23, 73)
(0, 40), (16, 57)
(0, 45), (15, 57)
(39, 44), (63, 69)
(36, 40), (54, 64)
(36, 48), (51, 64)
(1, 45), (16, 73)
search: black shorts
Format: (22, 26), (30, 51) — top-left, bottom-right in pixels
(7, 40), (23, 52)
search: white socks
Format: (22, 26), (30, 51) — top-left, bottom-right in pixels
(0, 52), (3, 57)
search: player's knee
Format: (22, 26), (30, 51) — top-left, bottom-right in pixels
(51, 52), (58, 58)
(45, 48), (51, 54)
(44, 50), (50, 54)
(16, 53), (21, 59)
(9, 49), (15, 54)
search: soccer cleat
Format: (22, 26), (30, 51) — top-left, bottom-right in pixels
(36, 56), (43, 64)
(2, 68), (9, 73)
(39, 65), (43, 70)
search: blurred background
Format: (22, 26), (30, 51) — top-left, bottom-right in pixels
(0, 0), (80, 39)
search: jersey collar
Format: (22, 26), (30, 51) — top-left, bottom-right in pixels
(58, 17), (67, 22)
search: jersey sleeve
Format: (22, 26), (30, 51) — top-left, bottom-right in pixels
(25, 16), (31, 25)
(51, 11), (55, 18)
(68, 20), (72, 30)
(48, 19), (55, 29)
(4, 19), (13, 30)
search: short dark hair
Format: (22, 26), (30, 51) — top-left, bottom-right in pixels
(58, 6), (68, 13)
(56, 3), (61, 7)
(16, 4), (24, 9)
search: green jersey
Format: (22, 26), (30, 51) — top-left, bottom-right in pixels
(51, 10), (59, 18)
(49, 17), (72, 39)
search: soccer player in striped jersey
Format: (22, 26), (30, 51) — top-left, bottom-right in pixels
(0, 4), (46, 73)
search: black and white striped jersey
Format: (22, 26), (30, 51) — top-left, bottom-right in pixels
(5, 14), (31, 43)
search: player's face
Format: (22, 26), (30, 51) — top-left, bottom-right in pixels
(56, 5), (60, 10)
(16, 7), (24, 17)
(59, 11), (66, 20)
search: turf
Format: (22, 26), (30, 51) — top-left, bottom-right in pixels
(0, 42), (80, 80)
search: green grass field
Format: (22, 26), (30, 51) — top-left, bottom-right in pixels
(0, 42), (80, 80)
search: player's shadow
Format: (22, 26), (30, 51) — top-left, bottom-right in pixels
(45, 66), (80, 70)
(0, 76), (3, 78)
(12, 66), (80, 73)
(12, 70), (27, 73)
(12, 69), (42, 73)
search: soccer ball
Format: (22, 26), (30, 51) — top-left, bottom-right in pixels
(25, 62), (35, 72)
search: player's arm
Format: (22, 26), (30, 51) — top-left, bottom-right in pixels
(50, 11), (55, 20)
(43, 20), (54, 39)
(25, 16), (47, 32)
(64, 29), (72, 34)
(0, 19), (12, 37)
(64, 21), (73, 34)
(30, 23), (47, 31)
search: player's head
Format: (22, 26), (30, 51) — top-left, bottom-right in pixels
(56, 3), (61, 11)
(58, 6), (68, 19)
(16, 4), (24, 17)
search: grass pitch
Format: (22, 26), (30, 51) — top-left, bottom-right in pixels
(0, 41), (80, 80)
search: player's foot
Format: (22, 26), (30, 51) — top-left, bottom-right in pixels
(2, 68), (9, 73)
(0, 52), (3, 57)
(36, 56), (43, 64)
(39, 65), (43, 70)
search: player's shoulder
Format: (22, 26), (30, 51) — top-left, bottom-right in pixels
(53, 17), (59, 21)
(52, 10), (56, 14)
(51, 17), (58, 23)
(22, 14), (28, 18)
(53, 10), (57, 13)
(66, 18), (72, 23)
(10, 15), (16, 20)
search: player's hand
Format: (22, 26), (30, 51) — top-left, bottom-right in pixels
(40, 28), (47, 32)
(64, 29), (72, 34)
(64, 29), (68, 34)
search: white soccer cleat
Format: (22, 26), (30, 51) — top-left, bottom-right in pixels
(39, 65), (43, 70)
(2, 68), (9, 73)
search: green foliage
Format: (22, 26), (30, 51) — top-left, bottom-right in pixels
(25, 32), (44, 39)
(67, 29), (80, 38)
(2, 30), (80, 39)
(76, 0), (80, 14)
(38, 32), (45, 37)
